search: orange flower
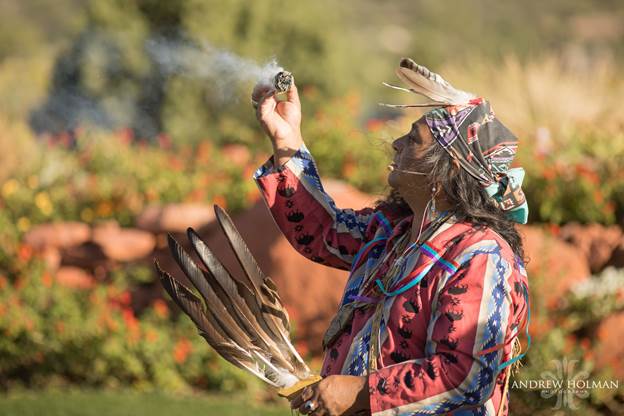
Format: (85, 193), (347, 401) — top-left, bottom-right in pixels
(173, 338), (193, 364)
(123, 308), (140, 344)
(169, 156), (183, 172)
(18, 245), (33, 262)
(213, 195), (227, 209)
(42, 272), (53, 288)
(295, 341), (309, 357)
(366, 118), (384, 132)
(542, 167), (556, 180)
(196, 142), (212, 161)
(96, 202), (113, 217)
(246, 188), (260, 204)
(152, 299), (169, 319)
(122, 308), (138, 329)
(592, 190), (604, 204)
(187, 188), (206, 202)
(55, 321), (65, 334)
(145, 329), (158, 343)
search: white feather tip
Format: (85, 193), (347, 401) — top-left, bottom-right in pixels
(392, 58), (476, 106)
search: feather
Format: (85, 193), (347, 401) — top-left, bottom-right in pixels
(155, 205), (315, 392)
(155, 261), (277, 385)
(213, 205), (290, 330)
(211, 206), (309, 374)
(381, 58), (476, 107)
(167, 234), (295, 373)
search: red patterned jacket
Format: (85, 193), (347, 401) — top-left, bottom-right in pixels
(254, 145), (529, 416)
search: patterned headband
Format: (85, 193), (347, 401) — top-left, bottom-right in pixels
(381, 58), (528, 224)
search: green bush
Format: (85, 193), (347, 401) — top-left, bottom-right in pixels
(0, 256), (256, 392)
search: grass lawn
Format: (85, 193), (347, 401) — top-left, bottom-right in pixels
(0, 390), (291, 416)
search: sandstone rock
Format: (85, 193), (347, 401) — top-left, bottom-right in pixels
(595, 312), (624, 379)
(606, 238), (624, 269)
(40, 246), (61, 272)
(518, 225), (591, 339)
(92, 221), (156, 262)
(23, 222), (90, 250)
(519, 225), (590, 310)
(136, 204), (216, 234)
(55, 266), (95, 289)
(559, 223), (622, 273)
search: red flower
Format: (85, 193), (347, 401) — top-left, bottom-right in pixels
(118, 291), (132, 306)
(173, 338), (193, 364)
(366, 118), (384, 132)
(18, 245), (33, 262)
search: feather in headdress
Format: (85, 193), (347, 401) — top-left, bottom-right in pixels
(380, 57), (476, 108)
(155, 205), (320, 398)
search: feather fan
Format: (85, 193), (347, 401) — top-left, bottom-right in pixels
(155, 205), (320, 398)
(380, 57), (476, 108)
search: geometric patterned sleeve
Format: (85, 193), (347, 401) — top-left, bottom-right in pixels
(253, 143), (377, 270)
(368, 237), (528, 415)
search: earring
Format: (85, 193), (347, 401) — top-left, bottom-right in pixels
(429, 184), (437, 220)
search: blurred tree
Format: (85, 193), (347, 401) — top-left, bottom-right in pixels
(0, 0), (84, 61)
(31, 0), (360, 143)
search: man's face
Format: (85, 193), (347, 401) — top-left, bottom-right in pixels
(387, 117), (435, 192)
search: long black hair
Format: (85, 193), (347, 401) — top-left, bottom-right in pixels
(376, 142), (525, 261)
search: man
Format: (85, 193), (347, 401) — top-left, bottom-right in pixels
(251, 59), (530, 416)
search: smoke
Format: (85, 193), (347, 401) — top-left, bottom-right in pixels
(31, 32), (285, 137)
(145, 37), (284, 101)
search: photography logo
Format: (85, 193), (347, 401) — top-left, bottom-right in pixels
(511, 358), (619, 410)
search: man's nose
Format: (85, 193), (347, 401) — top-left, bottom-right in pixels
(392, 136), (405, 152)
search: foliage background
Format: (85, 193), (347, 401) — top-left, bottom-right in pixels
(1, 0), (624, 414)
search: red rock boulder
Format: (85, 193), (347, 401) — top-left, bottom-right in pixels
(23, 222), (90, 250)
(559, 223), (622, 273)
(606, 238), (624, 269)
(221, 144), (251, 167)
(136, 204), (216, 234)
(518, 225), (591, 337)
(92, 221), (156, 262)
(595, 312), (624, 379)
(55, 266), (95, 289)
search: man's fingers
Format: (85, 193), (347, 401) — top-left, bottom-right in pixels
(290, 392), (304, 409)
(290, 385), (315, 409)
(251, 83), (273, 104)
(257, 91), (276, 119)
(286, 81), (300, 107)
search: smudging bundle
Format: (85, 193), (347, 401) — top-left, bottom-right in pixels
(273, 71), (293, 93)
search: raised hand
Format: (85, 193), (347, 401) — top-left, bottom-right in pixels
(252, 81), (304, 166)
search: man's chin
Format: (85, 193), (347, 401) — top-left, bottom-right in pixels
(387, 172), (397, 189)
